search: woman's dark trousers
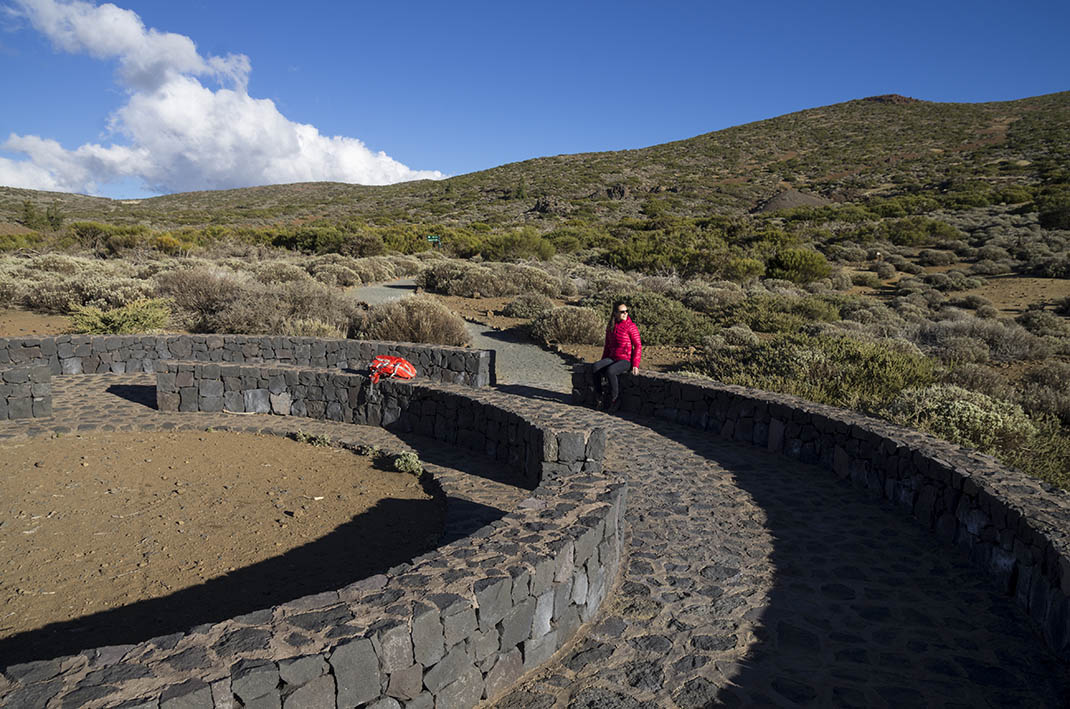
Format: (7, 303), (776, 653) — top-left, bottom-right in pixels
(592, 358), (630, 402)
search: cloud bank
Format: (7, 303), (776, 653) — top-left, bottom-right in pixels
(0, 0), (443, 195)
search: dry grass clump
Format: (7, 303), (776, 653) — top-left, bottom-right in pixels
(255, 262), (311, 284)
(310, 263), (361, 287)
(353, 295), (469, 346)
(913, 318), (1050, 362)
(418, 260), (566, 298)
(530, 306), (604, 345)
(155, 266), (248, 330)
(155, 266), (357, 336)
(502, 293), (554, 318)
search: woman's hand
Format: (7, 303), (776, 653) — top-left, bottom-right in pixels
(631, 366), (639, 376)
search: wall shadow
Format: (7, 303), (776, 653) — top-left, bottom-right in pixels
(0, 493), (488, 667)
(386, 428), (538, 491)
(615, 414), (1070, 706)
(105, 383), (157, 409)
(494, 384), (570, 404)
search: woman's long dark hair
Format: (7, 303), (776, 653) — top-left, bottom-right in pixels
(608, 301), (629, 329)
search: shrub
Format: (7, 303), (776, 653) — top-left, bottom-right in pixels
(355, 296), (469, 346)
(694, 333), (934, 411)
(722, 257), (765, 283)
(852, 272), (881, 288)
(1056, 297), (1070, 316)
(393, 451), (423, 475)
(531, 306), (604, 345)
(256, 262), (310, 284)
(1016, 309), (1070, 338)
(69, 298), (171, 334)
(767, 249), (831, 283)
(951, 294), (992, 310)
(1018, 361), (1070, 425)
(829, 271), (853, 290)
(418, 260), (563, 298)
(156, 267), (247, 331)
(885, 385), (1037, 454)
(914, 318), (1050, 362)
(917, 249), (957, 266)
(586, 291), (716, 346)
(311, 263), (361, 287)
(503, 293), (554, 318)
(722, 324), (759, 346)
(874, 262), (896, 280)
(718, 294), (840, 335)
(930, 336), (991, 364)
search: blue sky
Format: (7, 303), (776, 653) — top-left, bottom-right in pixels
(1, 0), (1067, 199)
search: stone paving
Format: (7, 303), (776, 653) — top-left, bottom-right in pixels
(2, 375), (1069, 707)
(495, 407), (1070, 708)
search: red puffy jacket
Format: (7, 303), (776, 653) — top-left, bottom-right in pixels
(602, 318), (642, 367)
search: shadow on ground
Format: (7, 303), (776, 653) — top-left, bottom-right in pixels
(501, 410), (1070, 707)
(0, 493), (484, 667)
(105, 383), (157, 409)
(648, 415), (1070, 707)
(494, 384), (570, 404)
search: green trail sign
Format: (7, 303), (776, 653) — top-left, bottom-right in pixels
(426, 234), (441, 248)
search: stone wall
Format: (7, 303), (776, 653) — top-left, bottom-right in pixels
(0, 335), (494, 387)
(0, 365), (50, 420)
(156, 361), (605, 487)
(574, 366), (1070, 659)
(0, 370), (623, 709)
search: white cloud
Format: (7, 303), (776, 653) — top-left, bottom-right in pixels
(2, 0), (443, 195)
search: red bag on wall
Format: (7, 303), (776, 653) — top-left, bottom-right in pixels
(369, 355), (417, 384)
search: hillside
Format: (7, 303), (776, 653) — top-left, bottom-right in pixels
(2, 91), (1068, 230)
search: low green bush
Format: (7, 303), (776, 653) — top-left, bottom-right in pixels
(586, 291), (716, 346)
(851, 272), (882, 288)
(693, 333), (935, 412)
(393, 451), (423, 475)
(885, 385), (1037, 454)
(766, 248), (831, 283)
(69, 298), (171, 334)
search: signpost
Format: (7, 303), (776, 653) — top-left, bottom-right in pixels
(426, 234), (441, 248)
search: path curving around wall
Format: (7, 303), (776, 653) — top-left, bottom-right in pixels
(495, 366), (1070, 706)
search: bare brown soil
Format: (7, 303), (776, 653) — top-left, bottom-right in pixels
(0, 307), (70, 337)
(0, 431), (440, 642)
(959, 275), (1070, 316)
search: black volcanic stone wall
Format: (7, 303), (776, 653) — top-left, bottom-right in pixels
(156, 361), (605, 486)
(574, 365), (1070, 660)
(0, 335), (493, 387)
(0, 366), (622, 709)
(0, 365), (50, 419)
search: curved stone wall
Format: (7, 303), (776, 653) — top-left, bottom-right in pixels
(0, 335), (494, 387)
(574, 366), (1070, 659)
(0, 365), (50, 419)
(0, 363), (623, 709)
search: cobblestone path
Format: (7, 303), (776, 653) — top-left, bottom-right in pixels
(496, 410), (1070, 708)
(2, 375), (1067, 706)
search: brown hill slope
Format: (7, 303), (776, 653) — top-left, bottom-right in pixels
(1, 91), (1067, 229)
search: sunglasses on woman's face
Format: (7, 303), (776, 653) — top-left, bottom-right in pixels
(617, 309), (628, 314)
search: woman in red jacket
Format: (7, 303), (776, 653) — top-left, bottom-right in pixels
(592, 301), (642, 410)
